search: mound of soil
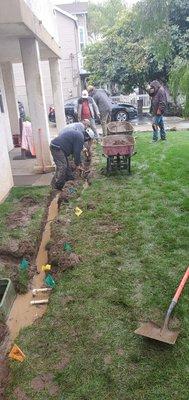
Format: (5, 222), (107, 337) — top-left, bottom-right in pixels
(19, 196), (38, 207)
(0, 323), (7, 345)
(6, 196), (39, 229)
(58, 181), (78, 208)
(0, 240), (35, 260)
(13, 387), (30, 400)
(49, 242), (81, 271)
(47, 225), (81, 272)
(98, 223), (122, 234)
(30, 373), (59, 396)
(0, 362), (9, 400)
(0, 324), (9, 400)
(87, 201), (96, 210)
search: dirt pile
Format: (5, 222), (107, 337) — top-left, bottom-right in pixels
(6, 197), (39, 229)
(0, 239), (36, 257)
(48, 179), (84, 273)
(0, 361), (9, 400)
(30, 373), (59, 396)
(48, 147), (97, 273)
(0, 324), (9, 400)
(0, 323), (8, 345)
(0, 195), (51, 294)
(13, 387), (30, 400)
(48, 234), (81, 272)
(0, 196), (44, 261)
(58, 181), (78, 207)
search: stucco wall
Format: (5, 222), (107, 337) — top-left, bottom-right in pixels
(13, 62), (52, 113)
(13, 63), (31, 116)
(0, 68), (14, 151)
(41, 11), (81, 104)
(56, 11), (80, 99)
(0, 66), (13, 202)
(13, 10), (81, 113)
(24, 0), (59, 42)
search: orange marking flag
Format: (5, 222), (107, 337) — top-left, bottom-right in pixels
(8, 344), (26, 362)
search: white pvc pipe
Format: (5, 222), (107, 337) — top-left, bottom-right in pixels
(30, 299), (49, 305)
(32, 288), (52, 294)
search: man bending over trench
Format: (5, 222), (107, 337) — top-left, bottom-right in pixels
(50, 120), (94, 190)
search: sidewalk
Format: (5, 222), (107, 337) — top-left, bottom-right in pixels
(10, 125), (57, 187)
(132, 116), (189, 132)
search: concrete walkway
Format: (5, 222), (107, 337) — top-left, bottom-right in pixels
(132, 116), (189, 132)
(10, 125), (57, 187)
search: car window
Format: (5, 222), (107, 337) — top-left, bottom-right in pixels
(118, 103), (133, 108)
(65, 98), (78, 107)
(65, 101), (74, 106)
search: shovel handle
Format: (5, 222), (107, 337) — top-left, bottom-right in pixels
(173, 267), (189, 303)
(163, 267), (189, 329)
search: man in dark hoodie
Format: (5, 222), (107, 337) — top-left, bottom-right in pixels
(149, 80), (167, 142)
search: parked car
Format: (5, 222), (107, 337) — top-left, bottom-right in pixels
(48, 98), (138, 125)
(64, 98), (78, 124)
(48, 105), (56, 123)
(111, 102), (137, 121)
(18, 100), (26, 119)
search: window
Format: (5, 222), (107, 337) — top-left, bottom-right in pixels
(0, 90), (4, 113)
(78, 26), (85, 51)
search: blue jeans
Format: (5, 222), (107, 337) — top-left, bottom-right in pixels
(152, 115), (166, 141)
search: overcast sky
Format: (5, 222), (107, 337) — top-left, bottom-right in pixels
(53, 0), (139, 6)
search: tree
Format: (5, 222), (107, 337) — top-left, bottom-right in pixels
(87, 0), (125, 42)
(85, 9), (171, 92)
(85, 0), (189, 97)
(169, 58), (189, 116)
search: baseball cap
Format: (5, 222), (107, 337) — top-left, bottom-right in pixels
(82, 90), (89, 98)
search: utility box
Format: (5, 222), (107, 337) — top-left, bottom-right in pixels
(0, 279), (16, 322)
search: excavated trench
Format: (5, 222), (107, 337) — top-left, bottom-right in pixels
(0, 193), (60, 399)
(4, 177), (93, 343)
(6, 193), (60, 341)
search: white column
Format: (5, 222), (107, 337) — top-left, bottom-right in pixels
(19, 38), (53, 173)
(49, 57), (66, 133)
(1, 62), (20, 137)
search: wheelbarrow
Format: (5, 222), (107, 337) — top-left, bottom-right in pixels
(102, 134), (136, 174)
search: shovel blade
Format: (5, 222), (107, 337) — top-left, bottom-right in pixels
(134, 321), (179, 345)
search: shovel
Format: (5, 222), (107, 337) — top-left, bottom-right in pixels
(135, 266), (189, 345)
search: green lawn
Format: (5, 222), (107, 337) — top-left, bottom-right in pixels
(7, 131), (189, 399)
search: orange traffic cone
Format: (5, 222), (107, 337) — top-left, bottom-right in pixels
(8, 344), (26, 362)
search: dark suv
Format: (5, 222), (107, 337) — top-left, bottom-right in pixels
(49, 98), (137, 124)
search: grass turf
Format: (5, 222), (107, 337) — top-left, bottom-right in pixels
(6, 131), (189, 399)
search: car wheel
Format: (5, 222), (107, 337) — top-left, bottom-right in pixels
(66, 115), (75, 124)
(115, 111), (129, 122)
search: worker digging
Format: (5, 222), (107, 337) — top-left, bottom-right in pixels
(50, 119), (95, 191)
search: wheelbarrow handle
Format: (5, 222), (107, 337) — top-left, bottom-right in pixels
(173, 266), (189, 303)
